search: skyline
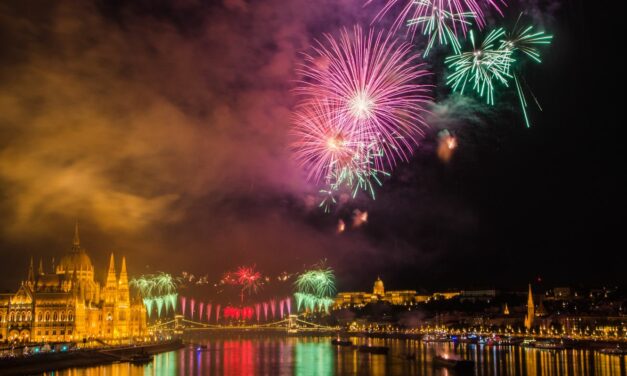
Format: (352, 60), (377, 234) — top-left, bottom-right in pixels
(0, 0), (623, 292)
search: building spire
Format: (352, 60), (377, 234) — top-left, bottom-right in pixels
(119, 257), (128, 281)
(38, 258), (44, 275)
(72, 222), (80, 251)
(27, 257), (35, 285)
(106, 253), (117, 285)
(118, 256), (130, 303)
(524, 283), (535, 330)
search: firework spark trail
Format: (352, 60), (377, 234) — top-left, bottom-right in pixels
(293, 262), (337, 313)
(297, 26), (432, 171)
(131, 273), (178, 318)
(292, 100), (388, 208)
(445, 28), (513, 105)
(500, 17), (553, 127)
(407, 1), (476, 56)
(366, 0), (505, 39)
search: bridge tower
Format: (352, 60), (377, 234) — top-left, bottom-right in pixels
(174, 314), (184, 334)
(287, 314), (299, 333)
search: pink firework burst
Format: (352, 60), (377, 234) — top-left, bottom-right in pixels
(297, 26), (432, 170)
(291, 99), (361, 184)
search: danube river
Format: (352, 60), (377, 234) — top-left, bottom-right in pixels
(45, 334), (626, 376)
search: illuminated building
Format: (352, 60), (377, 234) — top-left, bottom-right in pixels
(0, 225), (147, 342)
(373, 277), (384, 296)
(524, 284), (534, 330)
(334, 277), (460, 307)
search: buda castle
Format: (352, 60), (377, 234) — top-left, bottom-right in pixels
(0, 225), (147, 343)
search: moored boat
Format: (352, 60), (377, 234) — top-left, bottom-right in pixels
(129, 352), (153, 364)
(598, 346), (627, 356)
(534, 340), (565, 350)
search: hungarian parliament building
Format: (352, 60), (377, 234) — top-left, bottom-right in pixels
(0, 226), (147, 343)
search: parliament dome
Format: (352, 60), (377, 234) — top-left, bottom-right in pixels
(57, 223), (94, 272)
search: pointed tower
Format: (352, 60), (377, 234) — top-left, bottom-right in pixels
(524, 284), (535, 330)
(117, 257), (130, 304)
(38, 258), (44, 275)
(503, 303), (510, 315)
(27, 257), (35, 287)
(103, 253), (118, 304)
(116, 256), (131, 338)
(72, 222), (81, 251)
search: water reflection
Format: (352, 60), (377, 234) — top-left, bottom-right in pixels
(44, 335), (627, 376)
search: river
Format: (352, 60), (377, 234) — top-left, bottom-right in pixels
(43, 334), (626, 375)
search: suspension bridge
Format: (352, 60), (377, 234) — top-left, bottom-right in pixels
(149, 314), (339, 334)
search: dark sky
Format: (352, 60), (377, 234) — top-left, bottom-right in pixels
(0, 0), (623, 294)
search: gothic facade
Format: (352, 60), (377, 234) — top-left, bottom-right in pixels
(0, 226), (147, 343)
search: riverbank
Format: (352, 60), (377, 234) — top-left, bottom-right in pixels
(0, 339), (183, 375)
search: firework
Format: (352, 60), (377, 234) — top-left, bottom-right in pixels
(445, 28), (513, 105)
(130, 273), (178, 318)
(297, 26), (432, 170)
(437, 129), (457, 162)
(407, 0), (475, 56)
(500, 16), (553, 127)
(352, 209), (368, 228)
(294, 262), (336, 313)
(367, 0), (505, 38)
(285, 297), (292, 315)
(235, 265), (263, 295)
(500, 16), (553, 63)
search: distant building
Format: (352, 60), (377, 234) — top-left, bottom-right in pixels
(334, 277), (459, 307)
(373, 277), (384, 296)
(0, 225), (147, 343)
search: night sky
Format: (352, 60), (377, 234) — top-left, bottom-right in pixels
(0, 0), (623, 293)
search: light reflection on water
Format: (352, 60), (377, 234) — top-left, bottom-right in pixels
(45, 335), (626, 376)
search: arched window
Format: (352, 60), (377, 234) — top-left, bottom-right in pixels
(9, 312), (15, 322)
(60, 312), (66, 321)
(68, 311), (74, 321)
(53, 312), (58, 321)
(26, 312), (32, 321)
(45, 312), (50, 322)
(38, 312), (42, 322)
(18, 312), (23, 322)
